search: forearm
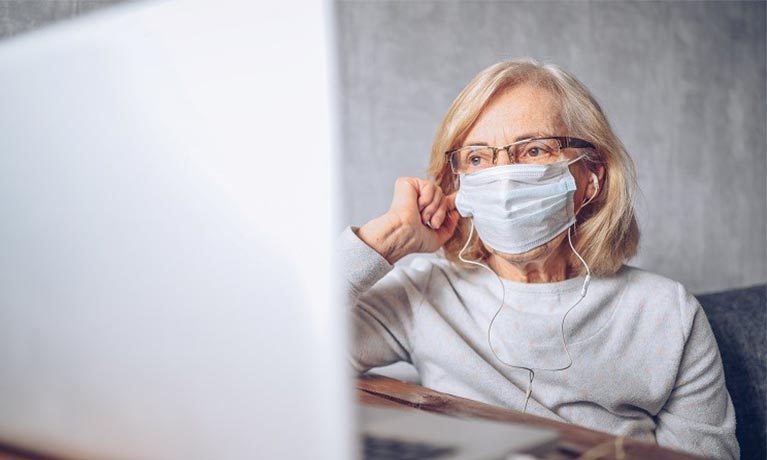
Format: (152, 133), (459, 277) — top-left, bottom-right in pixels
(357, 214), (416, 265)
(340, 226), (394, 302)
(339, 225), (416, 373)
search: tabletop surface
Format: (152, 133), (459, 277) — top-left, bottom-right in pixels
(357, 373), (705, 460)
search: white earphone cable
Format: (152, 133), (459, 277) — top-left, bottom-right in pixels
(458, 173), (598, 413)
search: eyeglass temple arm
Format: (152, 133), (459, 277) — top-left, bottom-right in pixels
(558, 137), (595, 149)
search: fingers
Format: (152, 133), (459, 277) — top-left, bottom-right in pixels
(383, 177), (461, 256)
(436, 209), (460, 242)
(390, 177), (456, 232)
(420, 186), (443, 226)
(428, 192), (457, 230)
(390, 177), (420, 210)
(390, 177), (439, 214)
(444, 193), (457, 212)
(416, 180), (436, 212)
(430, 204), (447, 229)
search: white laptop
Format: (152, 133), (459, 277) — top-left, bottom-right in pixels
(360, 404), (557, 460)
(0, 1), (348, 459)
(0, 1), (557, 459)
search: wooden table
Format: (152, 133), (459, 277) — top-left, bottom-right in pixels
(358, 374), (705, 460)
(0, 374), (705, 460)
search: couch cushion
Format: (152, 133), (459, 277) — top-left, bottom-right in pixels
(697, 284), (766, 460)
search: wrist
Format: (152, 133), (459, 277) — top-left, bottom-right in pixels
(357, 213), (414, 264)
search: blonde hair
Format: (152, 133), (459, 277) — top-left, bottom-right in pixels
(427, 59), (640, 276)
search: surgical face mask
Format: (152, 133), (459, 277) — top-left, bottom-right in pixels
(455, 156), (585, 255)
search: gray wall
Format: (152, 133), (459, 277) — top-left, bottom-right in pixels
(337, 0), (766, 294)
(3, 1), (764, 295)
(0, 0), (126, 39)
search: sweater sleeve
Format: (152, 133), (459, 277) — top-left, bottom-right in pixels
(339, 226), (420, 374)
(655, 285), (740, 460)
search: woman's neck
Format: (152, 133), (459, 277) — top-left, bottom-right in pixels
(486, 234), (571, 283)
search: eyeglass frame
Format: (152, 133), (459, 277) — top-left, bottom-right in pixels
(445, 136), (596, 174)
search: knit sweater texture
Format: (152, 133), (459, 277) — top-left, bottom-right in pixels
(342, 227), (739, 460)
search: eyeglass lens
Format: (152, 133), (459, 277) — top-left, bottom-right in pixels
(452, 139), (563, 173)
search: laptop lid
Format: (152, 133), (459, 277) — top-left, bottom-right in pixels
(0, 1), (349, 459)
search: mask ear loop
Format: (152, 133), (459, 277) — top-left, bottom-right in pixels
(457, 174), (598, 414)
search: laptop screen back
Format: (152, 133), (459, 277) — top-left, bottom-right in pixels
(0, 1), (349, 459)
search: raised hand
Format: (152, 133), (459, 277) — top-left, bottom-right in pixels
(358, 177), (459, 264)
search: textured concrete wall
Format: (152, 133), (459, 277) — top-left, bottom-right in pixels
(3, 1), (764, 294)
(337, 1), (766, 294)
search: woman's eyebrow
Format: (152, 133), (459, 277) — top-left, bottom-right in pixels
(513, 132), (546, 142)
(462, 133), (547, 147)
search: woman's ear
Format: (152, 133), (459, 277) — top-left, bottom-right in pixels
(587, 165), (605, 200)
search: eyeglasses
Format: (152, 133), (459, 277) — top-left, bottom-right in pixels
(445, 136), (595, 174)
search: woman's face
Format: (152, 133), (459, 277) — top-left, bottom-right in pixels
(460, 84), (598, 263)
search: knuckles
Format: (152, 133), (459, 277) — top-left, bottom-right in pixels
(393, 176), (451, 217)
(394, 176), (411, 187)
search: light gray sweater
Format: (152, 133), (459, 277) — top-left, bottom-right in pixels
(342, 227), (739, 460)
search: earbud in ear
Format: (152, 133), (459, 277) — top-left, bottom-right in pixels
(588, 172), (599, 201)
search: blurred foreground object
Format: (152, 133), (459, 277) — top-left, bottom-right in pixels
(0, 1), (347, 459)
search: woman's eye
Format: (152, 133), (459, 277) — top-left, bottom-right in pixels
(521, 142), (555, 161)
(527, 147), (542, 157)
(469, 155), (483, 166)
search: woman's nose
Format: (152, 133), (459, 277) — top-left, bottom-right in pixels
(496, 148), (514, 165)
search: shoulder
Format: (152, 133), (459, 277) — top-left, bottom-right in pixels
(614, 265), (689, 301)
(358, 253), (464, 318)
(613, 265), (701, 340)
(392, 252), (464, 290)
(616, 265), (681, 291)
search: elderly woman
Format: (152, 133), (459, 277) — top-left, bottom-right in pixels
(342, 59), (739, 459)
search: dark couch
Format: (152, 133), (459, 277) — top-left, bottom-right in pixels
(697, 285), (766, 460)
